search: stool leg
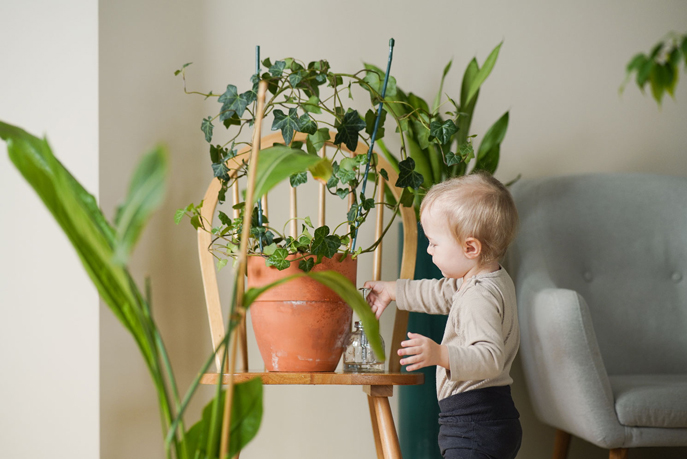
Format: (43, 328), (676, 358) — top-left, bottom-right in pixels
(367, 395), (385, 459)
(553, 429), (571, 459)
(373, 396), (402, 459)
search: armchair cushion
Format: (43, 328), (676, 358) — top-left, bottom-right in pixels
(610, 374), (687, 428)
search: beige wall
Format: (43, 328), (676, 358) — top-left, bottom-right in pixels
(3, 0), (687, 458)
(0, 1), (99, 458)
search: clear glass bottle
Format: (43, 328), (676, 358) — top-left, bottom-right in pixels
(343, 321), (385, 372)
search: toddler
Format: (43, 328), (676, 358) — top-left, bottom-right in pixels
(365, 172), (521, 459)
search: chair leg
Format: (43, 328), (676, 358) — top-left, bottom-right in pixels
(552, 429), (571, 459)
(365, 385), (402, 459)
(609, 448), (628, 459)
(367, 395), (385, 459)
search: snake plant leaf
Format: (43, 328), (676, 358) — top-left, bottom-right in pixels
(407, 137), (431, 188)
(334, 109), (366, 152)
(253, 145), (329, 201)
(218, 85), (250, 121)
(271, 108), (300, 145)
(474, 112), (509, 174)
(113, 146), (168, 265)
(429, 119), (458, 145)
(364, 108), (386, 141)
(201, 117), (214, 143)
(465, 41), (502, 107)
(457, 58), (480, 146)
(432, 59), (453, 115)
(182, 378), (263, 459)
(395, 157), (424, 190)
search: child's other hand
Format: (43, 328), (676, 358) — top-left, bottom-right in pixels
(398, 332), (449, 372)
(363, 280), (396, 319)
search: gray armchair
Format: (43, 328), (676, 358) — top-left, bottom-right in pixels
(508, 174), (687, 459)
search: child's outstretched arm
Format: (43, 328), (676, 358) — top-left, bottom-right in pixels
(398, 332), (449, 372)
(363, 280), (396, 319)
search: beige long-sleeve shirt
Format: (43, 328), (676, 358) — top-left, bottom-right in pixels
(396, 266), (519, 400)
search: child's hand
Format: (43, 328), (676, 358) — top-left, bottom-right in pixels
(363, 280), (396, 319)
(398, 332), (449, 372)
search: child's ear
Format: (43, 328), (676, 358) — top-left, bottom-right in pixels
(463, 237), (482, 260)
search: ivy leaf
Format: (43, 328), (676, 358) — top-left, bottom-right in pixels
(364, 108), (386, 140)
(201, 117), (214, 143)
(304, 216), (313, 228)
(334, 109), (366, 151)
(190, 215), (202, 230)
(269, 60), (286, 77)
(395, 157), (424, 189)
(327, 162), (340, 188)
(460, 142), (475, 162)
(218, 85), (250, 121)
(209, 144), (225, 164)
(399, 188), (414, 207)
(289, 172), (308, 187)
(336, 188), (349, 199)
(223, 113), (241, 129)
(262, 243), (278, 256)
(266, 248), (290, 270)
(261, 58), (272, 68)
(361, 70), (397, 99)
(445, 151), (460, 166)
(302, 95), (322, 114)
(218, 211), (232, 226)
(174, 62), (193, 76)
(289, 71), (305, 87)
(311, 226), (340, 258)
(174, 209), (185, 224)
(362, 197), (375, 211)
(379, 168), (389, 181)
(298, 114), (317, 135)
(271, 108), (300, 145)
(347, 203), (359, 224)
(298, 258), (315, 273)
(337, 157), (357, 185)
(429, 120), (458, 144)
(306, 128), (330, 155)
(212, 162), (230, 181)
(216, 258), (228, 271)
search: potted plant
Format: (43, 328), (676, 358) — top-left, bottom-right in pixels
(175, 56), (428, 372)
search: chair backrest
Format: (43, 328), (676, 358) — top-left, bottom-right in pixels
(197, 131), (417, 373)
(510, 173), (687, 375)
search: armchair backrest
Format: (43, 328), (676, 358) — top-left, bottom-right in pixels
(510, 173), (687, 375)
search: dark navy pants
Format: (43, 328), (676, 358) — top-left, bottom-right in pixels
(438, 386), (522, 459)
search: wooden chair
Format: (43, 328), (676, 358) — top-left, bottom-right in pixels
(196, 107), (423, 458)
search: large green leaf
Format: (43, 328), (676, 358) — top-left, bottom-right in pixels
(253, 145), (331, 201)
(465, 41), (502, 106)
(182, 378), (263, 459)
(113, 146), (168, 264)
(457, 58), (480, 146)
(406, 138), (431, 188)
(474, 112), (509, 174)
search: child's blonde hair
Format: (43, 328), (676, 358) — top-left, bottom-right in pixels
(420, 172), (519, 264)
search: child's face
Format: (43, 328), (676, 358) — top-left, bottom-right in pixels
(420, 206), (479, 279)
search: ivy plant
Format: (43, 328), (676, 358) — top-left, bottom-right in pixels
(175, 57), (459, 272)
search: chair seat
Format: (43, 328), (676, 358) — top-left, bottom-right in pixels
(610, 374), (687, 428)
(201, 371), (424, 386)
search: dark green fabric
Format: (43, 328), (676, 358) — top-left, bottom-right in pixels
(399, 223), (446, 459)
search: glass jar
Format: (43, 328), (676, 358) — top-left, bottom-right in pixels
(343, 321), (385, 373)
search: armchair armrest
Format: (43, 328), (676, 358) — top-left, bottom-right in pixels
(518, 270), (626, 448)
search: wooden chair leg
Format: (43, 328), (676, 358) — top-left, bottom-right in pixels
(364, 385), (401, 459)
(609, 448), (628, 459)
(367, 395), (385, 459)
(553, 429), (571, 459)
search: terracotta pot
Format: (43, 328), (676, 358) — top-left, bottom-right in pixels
(246, 253), (357, 372)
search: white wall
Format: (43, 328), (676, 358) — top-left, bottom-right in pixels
(2, 1), (687, 458)
(0, 1), (99, 458)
